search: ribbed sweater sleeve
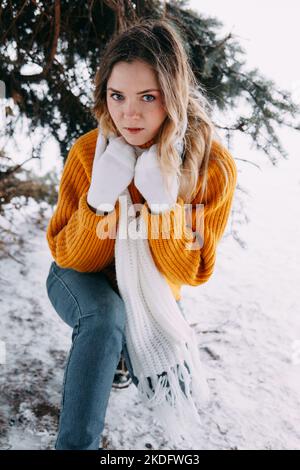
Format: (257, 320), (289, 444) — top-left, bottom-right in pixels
(140, 140), (238, 286)
(46, 134), (119, 271)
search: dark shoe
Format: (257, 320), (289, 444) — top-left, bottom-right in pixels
(112, 355), (132, 389)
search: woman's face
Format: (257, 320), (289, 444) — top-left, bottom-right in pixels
(106, 60), (168, 146)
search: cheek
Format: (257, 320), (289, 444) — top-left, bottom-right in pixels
(107, 98), (119, 116)
(159, 96), (167, 111)
(152, 101), (167, 120)
(107, 100), (114, 116)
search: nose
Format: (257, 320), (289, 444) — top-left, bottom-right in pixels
(123, 100), (142, 118)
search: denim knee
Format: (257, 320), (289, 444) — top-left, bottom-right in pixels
(79, 297), (126, 342)
(46, 260), (127, 336)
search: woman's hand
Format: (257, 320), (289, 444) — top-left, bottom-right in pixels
(87, 127), (137, 214)
(134, 143), (180, 214)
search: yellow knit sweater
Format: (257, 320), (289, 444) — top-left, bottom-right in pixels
(46, 128), (237, 301)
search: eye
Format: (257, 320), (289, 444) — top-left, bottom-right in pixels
(109, 93), (123, 101)
(143, 95), (156, 102)
(109, 93), (156, 102)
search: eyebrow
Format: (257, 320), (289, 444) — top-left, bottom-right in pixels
(107, 87), (160, 94)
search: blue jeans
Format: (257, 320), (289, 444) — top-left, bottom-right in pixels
(46, 260), (184, 450)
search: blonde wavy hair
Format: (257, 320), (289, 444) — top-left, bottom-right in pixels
(91, 18), (228, 205)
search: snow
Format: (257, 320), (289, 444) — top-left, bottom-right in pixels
(1, 138), (300, 450)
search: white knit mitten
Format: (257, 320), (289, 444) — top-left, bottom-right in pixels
(87, 127), (137, 214)
(134, 143), (180, 214)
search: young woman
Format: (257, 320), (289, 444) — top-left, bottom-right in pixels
(46, 18), (237, 450)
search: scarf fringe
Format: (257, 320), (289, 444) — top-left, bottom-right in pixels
(137, 360), (206, 445)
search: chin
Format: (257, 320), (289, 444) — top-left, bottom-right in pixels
(125, 135), (147, 145)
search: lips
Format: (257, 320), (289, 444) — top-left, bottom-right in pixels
(125, 127), (143, 130)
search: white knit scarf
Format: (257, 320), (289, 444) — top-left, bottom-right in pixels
(114, 182), (211, 446)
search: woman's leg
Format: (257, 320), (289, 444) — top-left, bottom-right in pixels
(46, 261), (126, 450)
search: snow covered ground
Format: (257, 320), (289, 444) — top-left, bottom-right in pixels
(0, 133), (300, 450)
